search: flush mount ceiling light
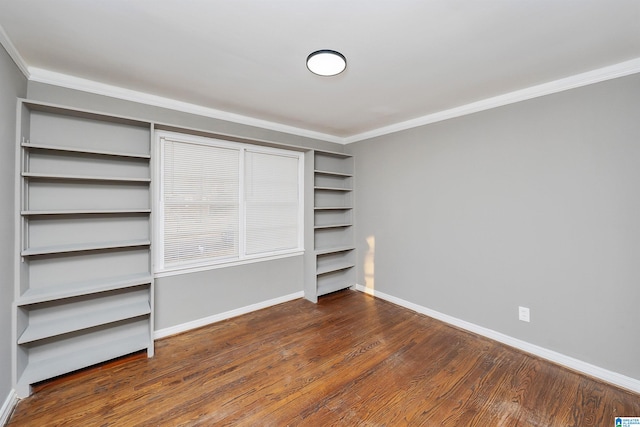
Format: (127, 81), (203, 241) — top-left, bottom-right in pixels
(306, 50), (347, 76)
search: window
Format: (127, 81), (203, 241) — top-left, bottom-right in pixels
(156, 131), (304, 273)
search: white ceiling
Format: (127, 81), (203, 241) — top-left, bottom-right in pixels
(1, 0), (639, 142)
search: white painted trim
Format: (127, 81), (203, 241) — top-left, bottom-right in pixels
(19, 56), (640, 146)
(27, 68), (343, 144)
(154, 291), (304, 340)
(0, 24), (29, 78)
(0, 389), (18, 426)
(355, 285), (640, 395)
(344, 57), (640, 144)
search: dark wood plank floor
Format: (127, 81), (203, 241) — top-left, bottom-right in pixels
(8, 290), (640, 426)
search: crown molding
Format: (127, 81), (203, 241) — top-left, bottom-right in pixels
(344, 57), (640, 144)
(0, 24), (29, 78)
(28, 67), (344, 144)
(23, 56), (640, 146)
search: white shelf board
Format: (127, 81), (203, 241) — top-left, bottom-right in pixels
(18, 301), (151, 344)
(22, 172), (151, 183)
(22, 99), (151, 128)
(314, 224), (352, 230)
(22, 142), (150, 159)
(17, 273), (152, 305)
(314, 169), (353, 177)
(22, 209), (151, 216)
(22, 239), (150, 256)
(18, 331), (150, 387)
(315, 246), (355, 256)
(314, 186), (352, 192)
(314, 206), (353, 211)
(316, 261), (355, 276)
(314, 150), (352, 158)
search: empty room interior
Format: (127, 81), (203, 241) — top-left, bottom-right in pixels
(1, 1), (640, 425)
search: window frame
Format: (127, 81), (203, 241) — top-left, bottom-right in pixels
(154, 130), (305, 276)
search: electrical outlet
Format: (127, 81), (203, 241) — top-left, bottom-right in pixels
(518, 306), (530, 322)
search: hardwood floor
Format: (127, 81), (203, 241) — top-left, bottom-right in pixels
(8, 290), (640, 426)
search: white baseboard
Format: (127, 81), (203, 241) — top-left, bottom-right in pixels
(355, 284), (640, 395)
(154, 291), (305, 340)
(0, 389), (18, 426)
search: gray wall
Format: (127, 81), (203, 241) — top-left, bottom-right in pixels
(350, 73), (640, 380)
(155, 257), (303, 330)
(0, 46), (27, 401)
(27, 81), (343, 332)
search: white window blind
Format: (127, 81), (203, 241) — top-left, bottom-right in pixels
(158, 133), (303, 272)
(245, 150), (300, 255)
(162, 139), (240, 267)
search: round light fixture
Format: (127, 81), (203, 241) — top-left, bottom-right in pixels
(306, 50), (347, 76)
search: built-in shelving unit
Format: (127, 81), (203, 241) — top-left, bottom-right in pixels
(307, 150), (355, 299)
(13, 100), (154, 398)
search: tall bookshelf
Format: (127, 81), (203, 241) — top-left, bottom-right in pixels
(306, 150), (355, 300)
(13, 100), (154, 397)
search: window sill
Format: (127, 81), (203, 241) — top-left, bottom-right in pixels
(154, 250), (304, 278)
